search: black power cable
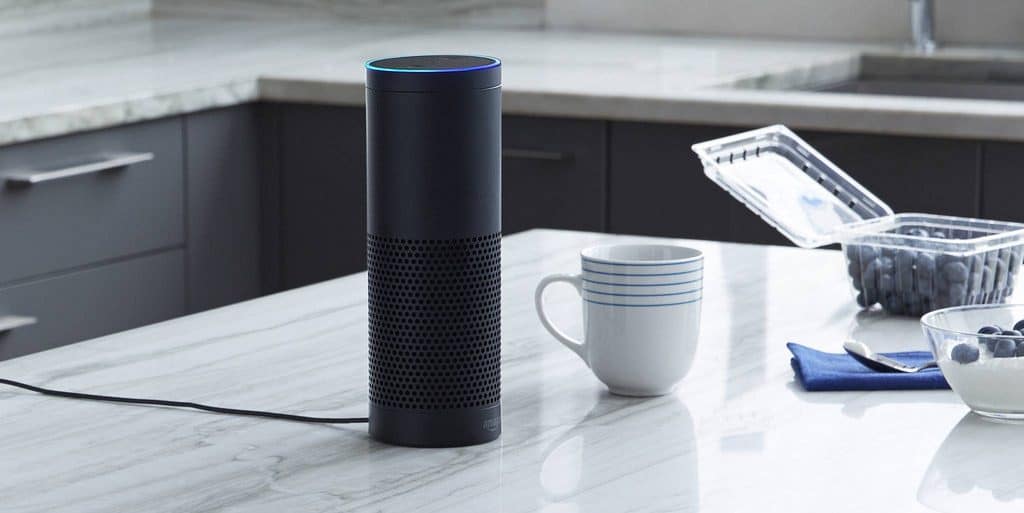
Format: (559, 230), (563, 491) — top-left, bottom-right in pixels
(0, 378), (368, 424)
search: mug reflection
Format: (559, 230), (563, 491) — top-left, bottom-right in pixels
(538, 395), (698, 511)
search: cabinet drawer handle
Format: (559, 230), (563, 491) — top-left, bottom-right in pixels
(502, 149), (572, 162)
(0, 315), (36, 333)
(5, 152), (154, 186)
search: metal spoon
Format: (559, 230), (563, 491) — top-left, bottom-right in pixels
(843, 340), (938, 373)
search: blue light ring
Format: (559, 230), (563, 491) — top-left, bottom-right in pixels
(365, 56), (501, 73)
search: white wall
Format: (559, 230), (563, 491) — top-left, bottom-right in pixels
(546, 0), (1024, 46)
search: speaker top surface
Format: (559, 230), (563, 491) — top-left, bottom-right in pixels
(365, 54), (501, 93)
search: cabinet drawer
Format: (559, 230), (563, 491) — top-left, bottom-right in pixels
(279, 104), (366, 289)
(609, 122), (737, 240)
(0, 250), (185, 360)
(502, 116), (607, 234)
(0, 118), (184, 284)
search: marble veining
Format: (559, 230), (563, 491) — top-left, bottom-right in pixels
(153, 0), (544, 28)
(4, 15), (1024, 148)
(0, 0), (149, 37)
(0, 229), (1009, 512)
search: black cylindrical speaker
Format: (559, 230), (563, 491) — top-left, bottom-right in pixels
(365, 55), (502, 447)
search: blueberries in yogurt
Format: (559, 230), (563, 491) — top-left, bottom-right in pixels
(978, 325), (1002, 335)
(951, 343), (980, 364)
(957, 323), (1024, 364)
(994, 338), (1018, 358)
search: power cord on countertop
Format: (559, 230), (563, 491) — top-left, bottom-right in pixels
(0, 378), (368, 424)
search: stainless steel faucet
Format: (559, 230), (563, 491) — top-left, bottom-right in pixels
(909, 0), (936, 53)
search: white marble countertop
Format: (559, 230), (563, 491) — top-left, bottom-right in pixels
(5, 14), (1024, 147)
(0, 229), (1009, 512)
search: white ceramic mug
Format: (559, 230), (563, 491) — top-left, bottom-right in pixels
(535, 244), (703, 396)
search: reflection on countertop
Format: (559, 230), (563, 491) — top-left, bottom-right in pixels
(539, 395), (697, 511)
(919, 413), (1024, 511)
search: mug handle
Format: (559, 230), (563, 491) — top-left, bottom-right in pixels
(535, 273), (587, 364)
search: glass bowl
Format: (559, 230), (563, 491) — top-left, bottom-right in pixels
(921, 304), (1024, 421)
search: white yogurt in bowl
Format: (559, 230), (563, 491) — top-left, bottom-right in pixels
(938, 355), (1024, 417)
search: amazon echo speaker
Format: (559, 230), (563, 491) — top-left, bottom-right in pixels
(365, 55), (502, 447)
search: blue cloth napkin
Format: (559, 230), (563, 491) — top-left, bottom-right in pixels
(787, 342), (949, 391)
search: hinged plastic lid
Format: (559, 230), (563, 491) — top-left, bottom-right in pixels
(691, 125), (894, 248)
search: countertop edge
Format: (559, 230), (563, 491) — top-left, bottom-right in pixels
(6, 72), (1024, 147)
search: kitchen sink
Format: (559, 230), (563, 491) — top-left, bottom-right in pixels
(727, 53), (1024, 102)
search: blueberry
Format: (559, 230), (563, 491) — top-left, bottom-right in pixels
(884, 295), (904, 314)
(845, 244), (865, 262)
(967, 254), (984, 297)
(907, 227), (930, 238)
(1011, 248), (1023, 275)
(948, 283), (967, 305)
(995, 338), (1018, 358)
(903, 292), (921, 313)
(978, 325), (1002, 334)
(932, 231), (948, 239)
(896, 250), (916, 291)
(1001, 329), (1022, 337)
(996, 259), (1010, 291)
(952, 343), (980, 363)
(1012, 320), (1024, 332)
(1016, 341), (1024, 357)
(858, 245), (878, 264)
(917, 253), (936, 296)
(983, 251), (999, 292)
(848, 260), (863, 285)
(878, 256), (894, 273)
(943, 261), (969, 283)
(862, 259), (881, 304)
(878, 273), (894, 295)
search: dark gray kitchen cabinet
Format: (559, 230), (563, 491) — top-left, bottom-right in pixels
(803, 132), (981, 217)
(278, 104), (367, 290)
(981, 142), (1024, 223)
(184, 105), (264, 312)
(0, 117), (185, 285)
(608, 122), (738, 241)
(502, 116), (607, 234)
(0, 250), (185, 360)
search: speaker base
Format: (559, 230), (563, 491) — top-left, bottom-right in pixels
(369, 403), (501, 448)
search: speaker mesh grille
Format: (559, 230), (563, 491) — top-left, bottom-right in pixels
(367, 233), (501, 410)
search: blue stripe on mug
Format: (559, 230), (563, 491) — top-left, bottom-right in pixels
(583, 288), (700, 297)
(583, 297), (702, 307)
(582, 256), (703, 267)
(582, 267), (703, 277)
(582, 277), (703, 287)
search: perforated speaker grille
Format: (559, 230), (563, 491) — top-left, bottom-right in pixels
(367, 233), (501, 410)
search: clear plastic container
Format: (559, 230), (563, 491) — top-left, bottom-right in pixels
(692, 126), (1024, 316)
